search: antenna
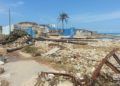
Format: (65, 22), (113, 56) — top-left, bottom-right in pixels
(9, 8), (11, 33)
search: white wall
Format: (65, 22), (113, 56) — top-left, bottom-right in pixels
(2, 25), (14, 35)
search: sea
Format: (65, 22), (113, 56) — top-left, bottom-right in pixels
(98, 33), (120, 40)
(99, 33), (120, 36)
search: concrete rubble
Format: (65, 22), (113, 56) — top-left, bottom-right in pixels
(0, 36), (120, 86)
(4, 36), (29, 49)
(20, 40), (119, 86)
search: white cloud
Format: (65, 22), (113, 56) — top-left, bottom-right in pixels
(0, 3), (8, 14)
(72, 11), (120, 23)
(0, 1), (24, 15)
(10, 1), (24, 7)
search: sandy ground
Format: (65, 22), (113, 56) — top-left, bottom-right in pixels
(0, 60), (73, 86)
(1, 60), (55, 86)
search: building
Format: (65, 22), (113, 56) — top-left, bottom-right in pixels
(2, 25), (14, 35)
(47, 26), (76, 38)
(14, 22), (48, 37)
(74, 29), (97, 38)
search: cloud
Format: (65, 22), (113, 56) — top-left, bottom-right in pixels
(0, 1), (24, 15)
(72, 11), (120, 23)
(0, 3), (8, 14)
(10, 1), (24, 7)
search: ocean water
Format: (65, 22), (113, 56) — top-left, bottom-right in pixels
(98, 33), (120, 40)
(100, 33), (120, 36)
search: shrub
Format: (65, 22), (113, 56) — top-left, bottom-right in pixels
(23, 46), (38, 55)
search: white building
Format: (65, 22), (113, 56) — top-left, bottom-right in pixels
(2, 25), (14, 35)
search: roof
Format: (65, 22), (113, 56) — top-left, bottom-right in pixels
(18, 22), (39, 26)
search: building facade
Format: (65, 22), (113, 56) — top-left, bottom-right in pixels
(74, 29), (97, 38)
(14, 22), (48, 37)
(2, 25), (14, 35)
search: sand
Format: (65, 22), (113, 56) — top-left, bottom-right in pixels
(1, 60), (55, 86)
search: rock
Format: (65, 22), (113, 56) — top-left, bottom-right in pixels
(42, 47), (60, 56)
(0, 47), (7, 56)
(0, 67), (4, 74)
(0, 61), (4, 65)
(0, 80), (9, 86)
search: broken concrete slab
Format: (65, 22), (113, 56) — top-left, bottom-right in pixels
(42, 47), (60, 56)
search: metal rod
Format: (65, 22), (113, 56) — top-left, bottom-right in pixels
(92, 48), (119, 80)
(9, 8), (11, 33)
(113, 53), (120, 65)
(41, 72), (83, 86)
(105, 61), (120, 73)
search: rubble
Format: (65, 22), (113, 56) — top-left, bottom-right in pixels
(0, 34), (120, 86)
(32, 49), (119, 86)
(0, 79), (9, 86)
(30, 40), (120, 86)
(0, 47), (7, 56)
(42, 47), (60, 56)
(0, 67), (4, 74)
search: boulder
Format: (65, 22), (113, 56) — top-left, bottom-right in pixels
(0, 48), (7, 56)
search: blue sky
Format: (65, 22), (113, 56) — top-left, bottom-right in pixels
(0, 0), (120, 33)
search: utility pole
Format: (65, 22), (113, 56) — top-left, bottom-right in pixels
(9, 8), (11, 34)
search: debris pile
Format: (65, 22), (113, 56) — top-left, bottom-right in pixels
(0, 79), (9, 86)
(30, 40), (120, 86)
(6, 36), (30, 49)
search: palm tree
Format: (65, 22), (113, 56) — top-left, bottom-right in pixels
(58, 12), (69, 29)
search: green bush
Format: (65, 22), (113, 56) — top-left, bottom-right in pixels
(23, 46), (38, 54)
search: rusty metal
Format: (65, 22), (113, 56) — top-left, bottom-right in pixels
(37, 49), (120, 86)
(113, 53), (120, 65)
(105, 61), (120, 73)
(92, 48), (119, 80)
(41, 72), (83, 86)
(92, 48), (120, 81)
(35, 37), (91, 45)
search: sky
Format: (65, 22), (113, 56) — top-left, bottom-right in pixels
(0, 0), (120, 33)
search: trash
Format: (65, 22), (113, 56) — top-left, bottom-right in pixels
(0, 61), (4, 65)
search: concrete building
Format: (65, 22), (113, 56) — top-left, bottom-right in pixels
(74, 29), (97, 38)
(2, 25), (14, 35)
(14, 22), (48, 37)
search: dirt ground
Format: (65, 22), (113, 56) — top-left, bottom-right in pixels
(0, 51), (73, 86)
(1, 60), (55, 86)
